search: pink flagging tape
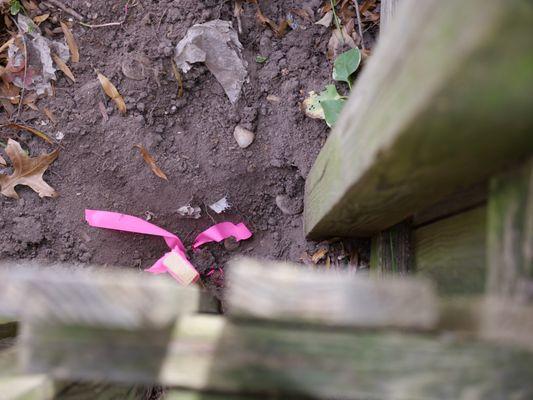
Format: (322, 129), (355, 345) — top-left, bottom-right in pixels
(193, 222), (252, 249)
(85, 210), (252, 285)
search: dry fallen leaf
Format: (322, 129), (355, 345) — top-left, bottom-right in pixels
(96, 71), (126, 114)
(60, 21), (79, 63)
(134, 144), (168, 180)
(52, 53), (76, 82)
(0, 139), (59, 199)
(0, 154), (6, 167)
(171, 60), (184, 98)
(43, 107), (57, 124)
(33, 13), (50, 24)
(1, 123), (55, 144)
(311, 247), (328, 264)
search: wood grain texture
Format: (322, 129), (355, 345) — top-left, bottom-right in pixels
(304, 0), (533, 238)
(0, 264), (199, 328)
(20, 315), (533, 400)
(226, 257), (437, 329)
(370, 221), (412, 275)
(380, 0), (402, 33)
(414, 206), (487, 295)
(487, 159), (533, 300)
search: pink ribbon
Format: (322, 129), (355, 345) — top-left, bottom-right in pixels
(85, 210), (252, 285)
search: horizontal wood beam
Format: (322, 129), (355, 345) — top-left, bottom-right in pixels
(226, 258), (436, 329)
(304, 0), (533, 238)
(19, 315), (533, 399)
(0, 264), (199, 329)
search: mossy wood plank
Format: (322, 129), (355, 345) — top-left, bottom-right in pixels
(20, 315), (533, 400)
(414, 206), (486, 295)
(487, 159), (533, 299)
(0, 265), (199, 328)
(226, 257), (436, 329)
(304, 0), (533, 238)
(370, 221), (412, 275)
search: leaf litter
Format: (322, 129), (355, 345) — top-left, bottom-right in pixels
(5, 14), (71, 95)
(174, 20), (247, 104)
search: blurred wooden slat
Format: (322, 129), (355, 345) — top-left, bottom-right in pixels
(0, 375), (54, 400)
(380, 0), (402, 33)
(20, 315), (533, 399)
(226, 258), (437, 330)
(0, 264), (199, 329)
(487, 159), (533, 299)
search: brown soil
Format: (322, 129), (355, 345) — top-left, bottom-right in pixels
(0, 0), (372, 297)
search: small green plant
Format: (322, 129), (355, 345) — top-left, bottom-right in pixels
(255, 55), (268, 64)
(303, 48), (361, 127)
(9, 0), (22, 15)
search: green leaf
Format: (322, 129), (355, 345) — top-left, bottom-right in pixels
(332, 48), (361, 86)
(303, 84), (342, 120)
(321, 98), (346, 127)
(255, 55), (268, 64)
(9, 0), (22, 15)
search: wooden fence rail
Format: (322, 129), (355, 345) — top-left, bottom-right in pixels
(0, 259), (532, 399)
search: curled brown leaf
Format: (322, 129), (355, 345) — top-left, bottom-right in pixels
(60, 21), (79, 63)
(1, 123), (55, 144)
(171, 60), (184, 98)
(134, 144), (168, 181)
(96, 71), (127, 114)
(52, 53), (76, 82)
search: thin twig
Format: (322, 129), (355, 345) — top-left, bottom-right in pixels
(79, 21), (122, 28)
(330, 0), (344, 45)
(78, 1), (131, 29)
(43, 0), (84, 21)
(353, 0), (365, 50)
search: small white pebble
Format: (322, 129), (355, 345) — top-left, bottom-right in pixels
(233, 125), (255, 149)
(55, 131), (64, 141)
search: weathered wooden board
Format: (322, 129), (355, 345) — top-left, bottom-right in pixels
(414, 207), (486, 295)
(487, 159), (533, 299)
(0, 375), (54, 400)
(20, 315), (533, 399)
(226, 258), (436, 329)
(480, 297), (533, 352)
(0, 344), (146, 400)
(163, 390), (258, 400)
(304, 0), (533, 238)
(0, 264), (199, 328)
(370, 221), (412, 275)
(380, 0), (402, 33)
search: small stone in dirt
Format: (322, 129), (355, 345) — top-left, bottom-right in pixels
(275, 195), (303, 215)
(136, 102), (145, 112)
(223, 237), (239, 251)
(233, 125), (255, 149)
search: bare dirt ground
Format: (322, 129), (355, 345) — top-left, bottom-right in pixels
(0, 0), (378, 298)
